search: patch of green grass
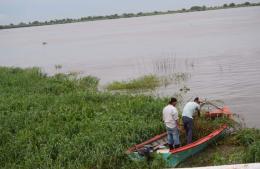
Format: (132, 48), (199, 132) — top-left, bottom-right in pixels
(106, 75), (160, 91)
(233, 128), (260, 163)
(0, 67), (166, 169)
(106, 73), (191, 91)
(244, 141), (260, 162)
(233, 128), (260, 146)
(178, 144), (245, 167)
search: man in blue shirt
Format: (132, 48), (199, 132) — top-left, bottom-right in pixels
(182, 97), (201, 144)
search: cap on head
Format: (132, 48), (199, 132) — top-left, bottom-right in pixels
(169, 97), (177, 104)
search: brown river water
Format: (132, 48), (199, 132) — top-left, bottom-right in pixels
(1, 6), (260, 128)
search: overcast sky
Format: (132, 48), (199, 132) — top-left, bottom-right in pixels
(0, 0), (260, 25)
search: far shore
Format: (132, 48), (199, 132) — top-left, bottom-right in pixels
(1, 2), (260, 30)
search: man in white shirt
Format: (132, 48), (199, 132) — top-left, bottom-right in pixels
(182, 97), (201, 144)
(163, 97), (180, 150)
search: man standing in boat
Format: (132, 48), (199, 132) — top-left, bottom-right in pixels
(182, 97), (201, 144)
(162, 97), (180, 150)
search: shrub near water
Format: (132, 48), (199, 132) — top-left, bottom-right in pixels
(106, 75), (160, 91)
(0, 67), (166, 169)
(234, 128), (260, 163)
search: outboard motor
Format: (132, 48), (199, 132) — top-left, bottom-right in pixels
(137, 145), (153, 165)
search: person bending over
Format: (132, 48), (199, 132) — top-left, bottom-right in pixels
(182, 97), (201, 144)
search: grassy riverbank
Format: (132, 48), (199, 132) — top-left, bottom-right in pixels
(0, 67), (259, 169)
(0, 67), (167, 169)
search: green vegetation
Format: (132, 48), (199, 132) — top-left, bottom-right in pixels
(106, 75), (160, 91)
(0, 67), (259, 169)
(0, 67), (167, 169)
(1, 2), (259, 30)
(106, 73), (190, 91)
(234, 129), (260, 162)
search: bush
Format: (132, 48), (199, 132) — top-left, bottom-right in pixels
(106, 75), (160, 91)
(190, 6), (203, 11)
(234, 128), (259, 146)
(244, 141), (260, 162)
(229, 3), (236, 7)
(78, 76), (99, 91)
(233, 128), (260, 163)
(244, 2), (251, 6)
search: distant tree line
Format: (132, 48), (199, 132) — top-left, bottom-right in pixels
(0, 2), (259, 30)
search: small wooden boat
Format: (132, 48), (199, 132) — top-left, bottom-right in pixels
(127, 125), (227, 167)
(127, 106), (232, 167)
(205, 106), (232, 118)
(201, 102), (232, 119)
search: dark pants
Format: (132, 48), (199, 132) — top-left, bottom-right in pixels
(182, 116), (193, 144)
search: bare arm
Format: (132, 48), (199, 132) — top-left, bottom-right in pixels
(197, 108), (200, 117)
(196, 102), (201, 117)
